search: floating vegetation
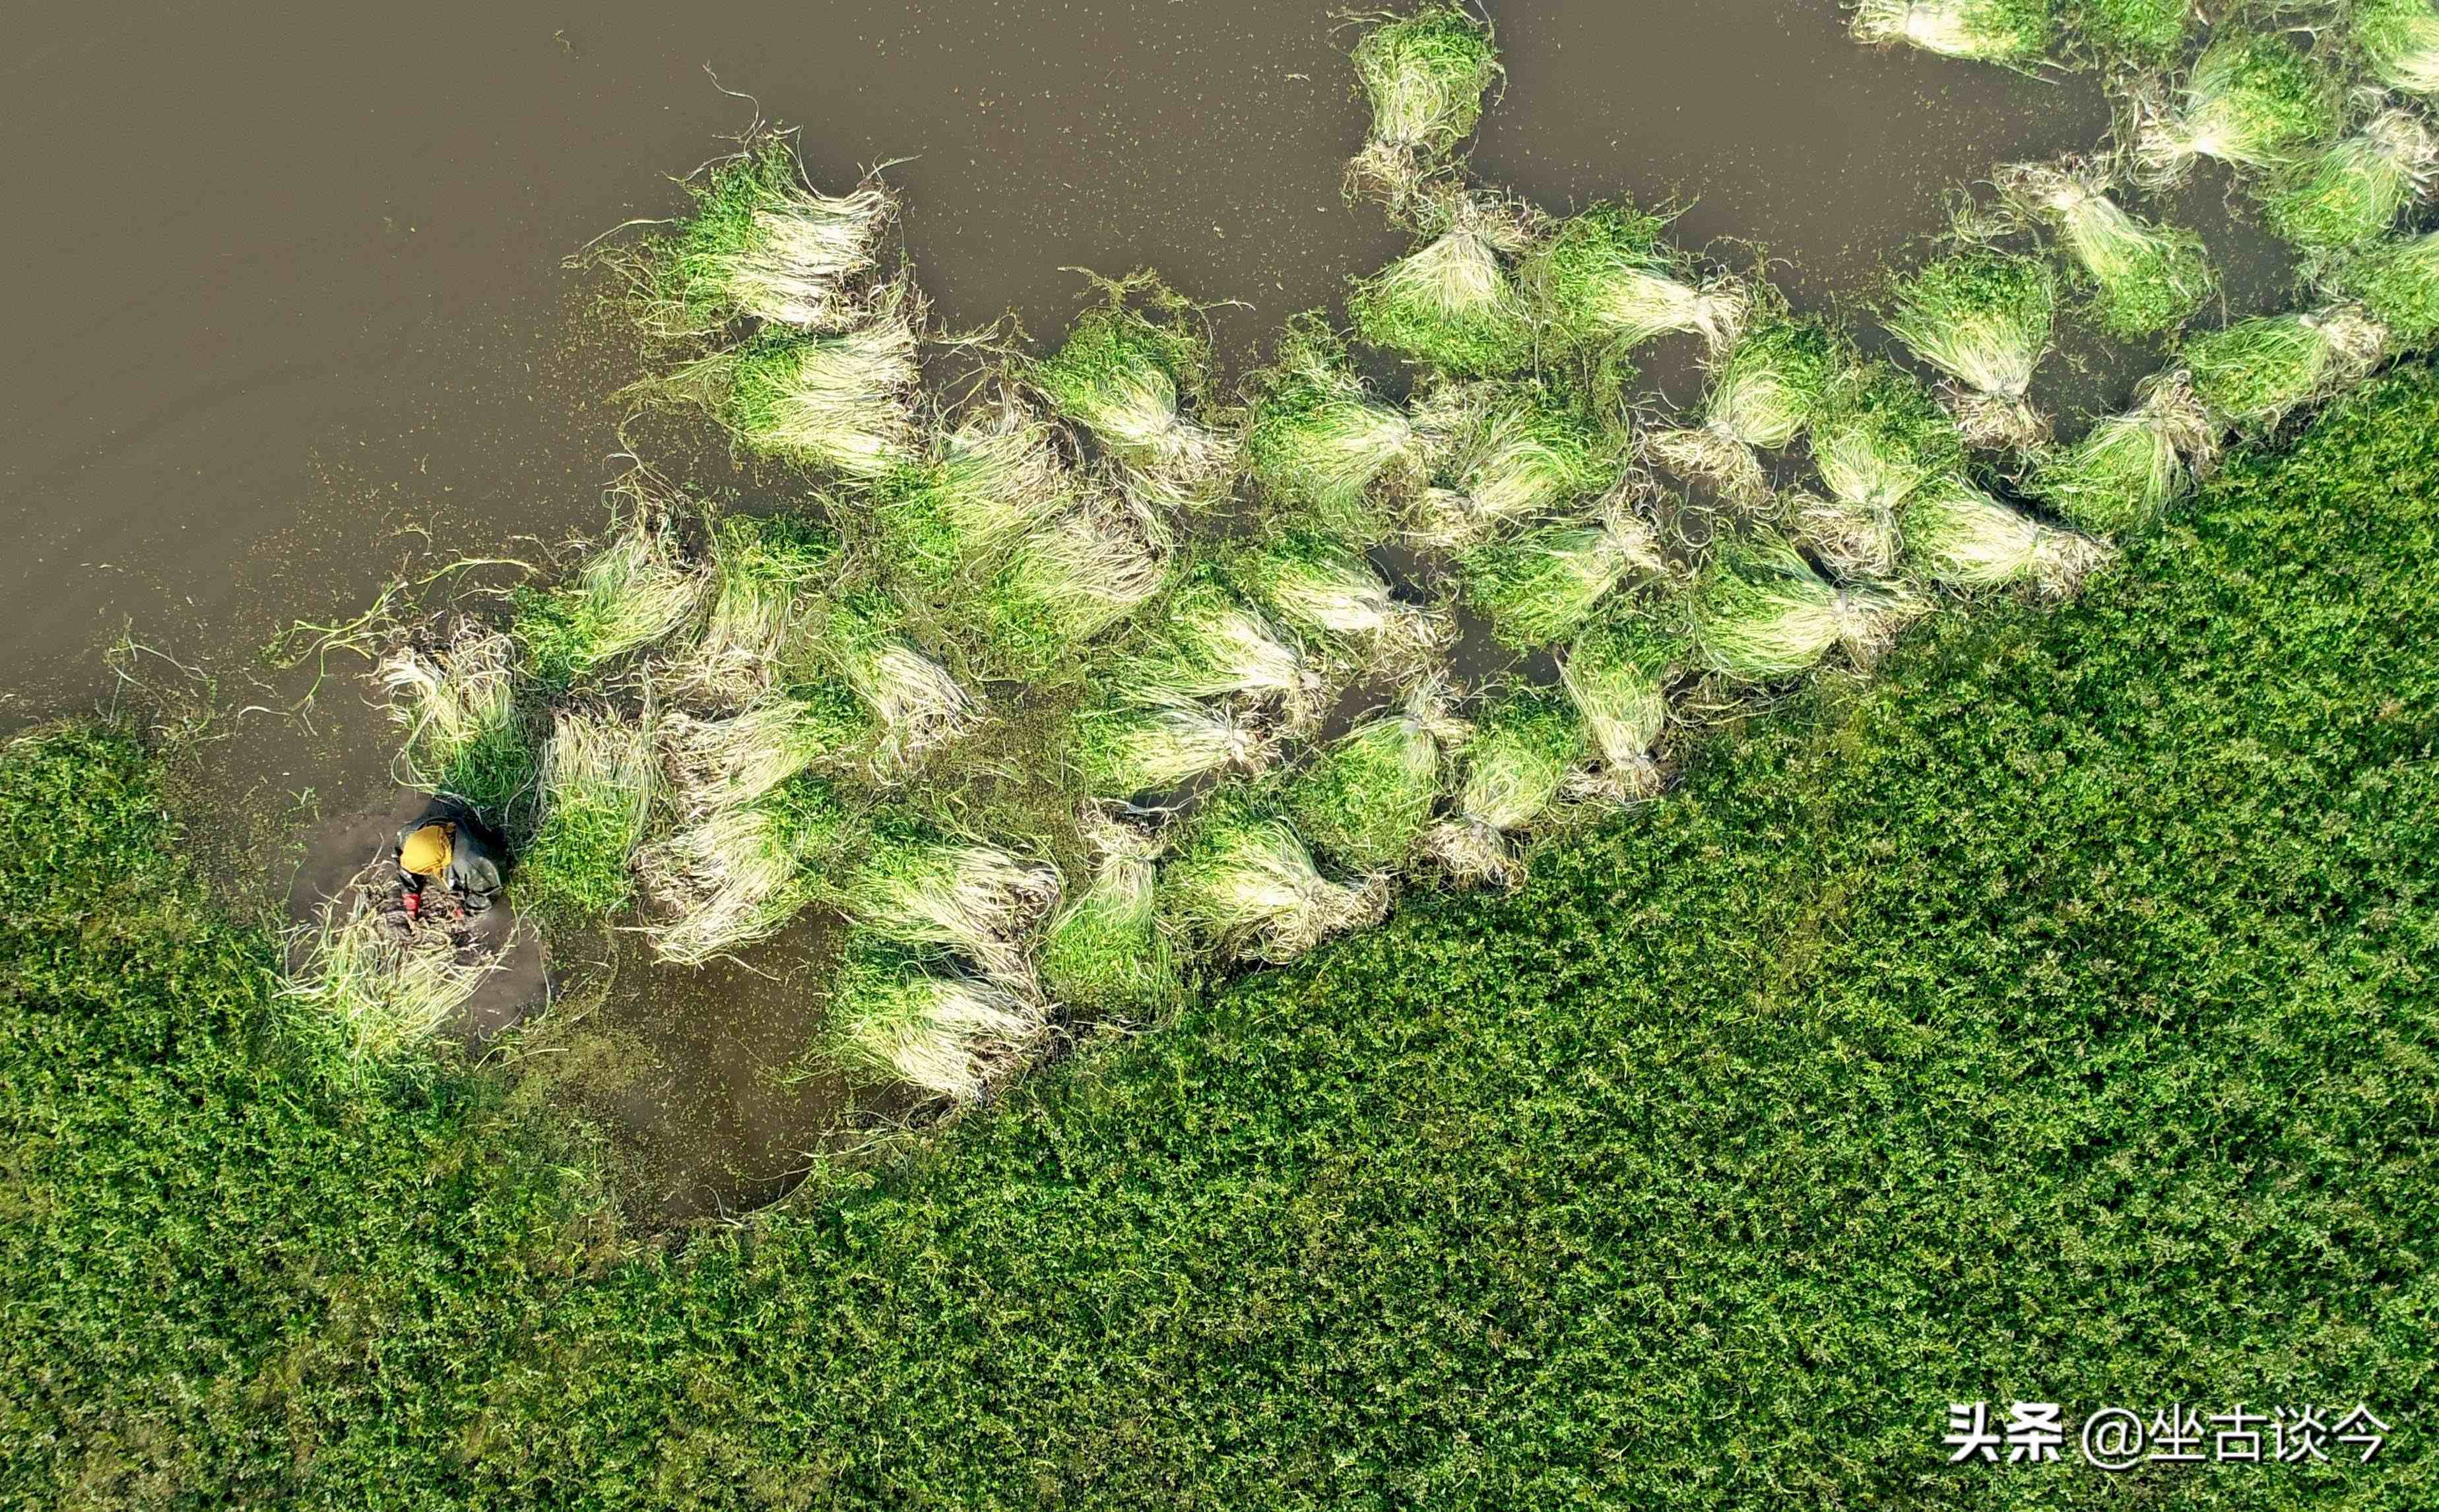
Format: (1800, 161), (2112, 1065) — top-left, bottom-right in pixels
(680, 509), (837, 700)
(1883, 245), (2057, 447)
(1526, 199), (1744, 357)
(511, 504), (705, 691)
(1124, 568), (1326, 728)
(1035, 813), (1182, 1019)
(2355, 0), (2439, 99)
(1695, 530), (1929, 681)
(2132, 31), (2340, 187)
(811, 594), (973, 769)
(2184, 305), (2390, 431)
(515, 707), (660, 922)
(1423, 685), (1580, 888)
(1346, 3), (1503, 205)
(2330, 229), (2439, 349)
(377, 627), (535, 819)
(839, 821), (1062, 981)
(1032, 274), (1236, 513)
(1410, 380), (1623, 547)
(1807, 363), (1968, 576)
(282, 900), (504, 1061)
(1285, 678), (1466, 869)
(655, 282), (925, 479)
(1349, 188), (1543, 375)
(1996, 158), (2215, 339)
(2260, 104), (2438, 262)
(1902, 476), (2110, 597)
(1245, 313), (1426, 544)
(964, 495), (1169, 679)
(2023, 370), (2220, 535)
(873, 388), (1076, 583)
(1162, 791), (1388, 964)
(1560, 611), (1681, 802)
(1231, 532), (1449, 668)
(820, 937), (1047, 1102)
(2064, 0), (2195, 71)
(1458, 492), (1670, 652)
(1068, 689), (1269, 800)
(664, 681), (876, 812)
(609, 131), (894, 341)
(1851, 0), (2054, 67)
(1646, 311), (1844, 506)
(641, 774), (862, 966)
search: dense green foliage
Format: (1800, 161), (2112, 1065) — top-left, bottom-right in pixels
(9, 368), (2439, 1504)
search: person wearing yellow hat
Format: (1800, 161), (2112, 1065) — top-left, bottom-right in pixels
(393, 802), (507, 918)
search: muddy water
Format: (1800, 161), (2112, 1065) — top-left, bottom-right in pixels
(3, 2), (2292, 1221)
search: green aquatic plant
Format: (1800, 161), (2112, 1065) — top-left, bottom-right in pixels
(663, 681), (876, 813)
(1068, 689), (1270, 800)
(1231, 532), (1448, 669)
(1559, 611), (1682, 802)
(612, 132), (895, 340)
(2184, 305), (2390, 431)
(1996, 158), (2215, 339)
(840, 819), (1062, 981)
(1902, 476), (2110, 597)
(1162, 790), (1388, 964)
(820, 937), (1047, 1103)
(1423, 685), (1582, 888)
(640, 774), (862, 966)
(1408, 380), (1623, 546)
(377, 626), (535, 819)
(515, 707), (659, 922)
(2260, 104), (2437, 261)
(1526, 199), (1745, 356)
(873, 389), (1077, 583)
(2022, 369), (2221, 536)
(1458, 492), (1669, 651)
(1035, 813), (1183, 1019)
(280, 900), (508, 1060)
(1807, 362), (1968, 576)
(963, 496), (1169, 680)
(1345, 3), (1503, 204)
(1694, 529), (1930, 681)
(1883, 245), (2057, 447)
(808, 593), (974, 769)
(1349, 189), (1543, 375)
(1285, 678), (1466, 869)
(511, 505), (705, 691)
(2356, 0), (2439, 98)
(2330, 229), (2439, 349)
(2132, 30), (2339, 187)
(1851, 0), (2054, 66)
(1646, 312), (1844, 505)
(655, 282), (925, 480)
(2064, 0), (2195, 71)
(1244, 313), (1426, 544)
(1122, 568), (1326, 728)
(680, 509), (837, 700)
(1032, 274), (1236, 512)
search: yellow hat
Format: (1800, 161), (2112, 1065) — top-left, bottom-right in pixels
(401, 823), (454, 878)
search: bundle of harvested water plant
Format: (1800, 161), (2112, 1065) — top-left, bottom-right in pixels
(1994, 158), (2215, 339)
(1408, 379), (1625, 547)
(2064, 0), (2197, 73)
(2022, 369), (2221, 535)
(2355, 0), (2439, 98)
(1882, 244), (2058, 447)
(1031, 271), (1237, 514)
(818, 935), (1049, 1103)
(515, 705), (661, 923)
(1646, 308), (1846, 507)
(2182, 304), (2391, 431)
(1349, 185), (1544, 376)
(2260, 101), (2438, 262)
(1694, 528), (1930, 681)
(511, 495), (706, 691)
(802, 592), (974, 770)
(1120, 566), (1328, 729)
(663, 680), (876, 813)
(2131, 30), (2341, 187)
(2329, 229), (2439, 348)
(640, 772), (863, 966)
(1807, 362), (1969, 577)
(1559, 608), (1684, 803)
(1066, 687), (1271, 801)
(1035, 810), (1183, 1020)
(872, 385), (1079, 584)
(1344, 3), (1503, 207)
(1525, 199), (1746, 358)
(961, 493), (1169, 681)
(377, 624), (535, 819)
(650, 279), (926, 480)
(599, 129), (896, 342)
(1284, 677), (1468, 869)
(282, 897), (508, 1061)
(1850, 0), (2056, 68)
(677, 509), (839, 701)
(1229, 532), (1450, 672)
(1161, 788), (1389, 964)
(1243, 312), (1428, 545)
(1901, 476), (2111, 598)
(1422, 683), (1582, 889)
(1458, 487), (1672, 652)
(838, 815), (1062, 982)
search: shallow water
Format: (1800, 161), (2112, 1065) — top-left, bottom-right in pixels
(3, 1), (2296, 1220)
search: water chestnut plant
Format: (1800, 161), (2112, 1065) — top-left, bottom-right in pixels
(1423, 684), (1582, 888)
(2183, 305), (2390, 431)
(1346, 3), (1503, 206)
(1284, 678), (1467, 869)
(1161, 790), (1389, 964)
(1458, 491), (1670, 651)
(641, 774), (862, 966)
(1245, 313), (1427, 544)
(1996, 158), (2215, 338)
(1033, 274), (1237, 513)
(2133, 30), (2340, 187)
(1694, 529), (1929, 681)
(1350, 187), (1543, 376)
(515, 706), (661, 922)
(1526, 200), (1745, 358)
(2022, 369), (2220, 535)
(1559, 611), (1682, 802)
(820, 937), (1047, 1103)
(1409, 379), (1623, 546)
(2260, 104), (2438, 262)
(1851, 0), (2056, 67)
(1647, 312), (1844, 505)
(1902, 476), (2110, 597)
(1035, 814), (1181, 1020)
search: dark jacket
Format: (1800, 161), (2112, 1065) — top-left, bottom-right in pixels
(394, 803), (508, 910)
